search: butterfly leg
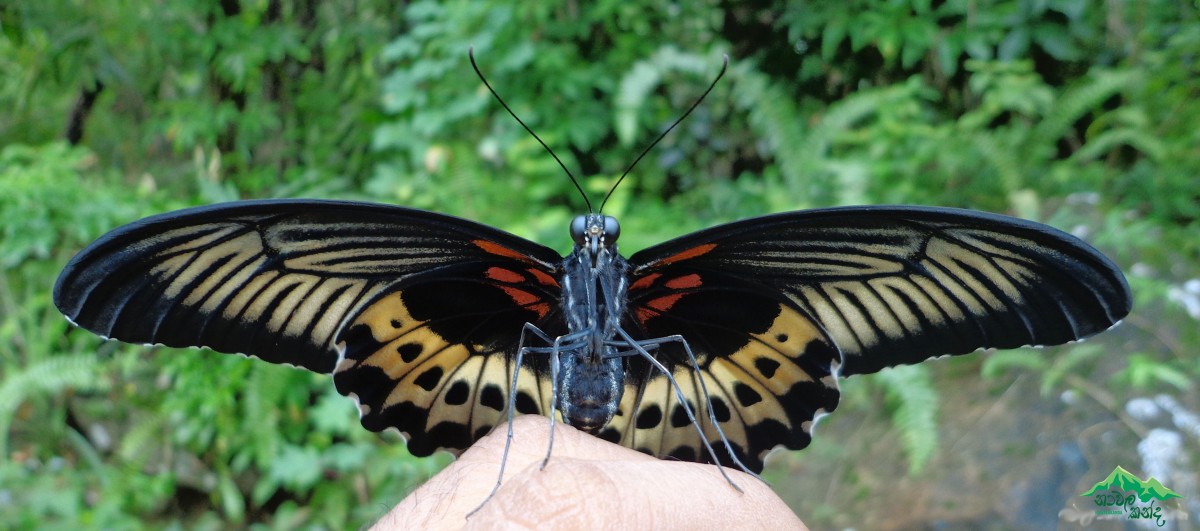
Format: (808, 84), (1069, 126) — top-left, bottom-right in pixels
(636, 333), (764, 482)
(630, 335), (760, 478)
(470, 324), (588, 517)
(506, 327), (589, 473)
(470, 323), (551, 517)
(541, 332), (567, 470)
(610, 328), (747, 493)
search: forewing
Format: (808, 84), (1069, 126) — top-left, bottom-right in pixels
(54, 199), (561, 373)
(333, 261), (566, 456)
(628, 206), (1132, 376)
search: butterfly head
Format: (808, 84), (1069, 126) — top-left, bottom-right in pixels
(570, 214), (620, 266)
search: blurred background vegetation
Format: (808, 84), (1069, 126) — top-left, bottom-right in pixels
(1, 0), (1197, 528)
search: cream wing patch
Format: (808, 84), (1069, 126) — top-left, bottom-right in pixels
(613, 302), (840, 471)
(333, 289), (555, 457)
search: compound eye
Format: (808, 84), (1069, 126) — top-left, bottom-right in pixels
(570, 215), (588, 245)
(603, 216), (620, 243)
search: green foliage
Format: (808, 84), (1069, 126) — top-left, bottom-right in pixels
(0, 354), (109, 455)
(873, 365), (939, 473)
(0, 143), (139, 267)
(1, 0), (1196, 528)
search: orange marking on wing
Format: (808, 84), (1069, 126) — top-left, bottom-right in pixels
(636, 307), (657, 325)
(630, 272), (662, 291)
(664, 273), (702, 289)
(646, 293), (684, 312)
(527, 268), (559, 288)
(486, 266), (525, 283)
(659, 243), (716, 265)
(473, 239), (531, 262)
(500, 286), (540, 307)
(499, 287), (551, 319)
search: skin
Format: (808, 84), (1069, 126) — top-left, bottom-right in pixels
(372, 415), (806, 530)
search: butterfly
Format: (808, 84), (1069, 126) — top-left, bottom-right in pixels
(53, 198), (1131, 474)
(53, 51), (1131, 480)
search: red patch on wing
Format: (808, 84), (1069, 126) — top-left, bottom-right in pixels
(499, 286), (538, 306)
(498, 286), (550, 319)
(630, 272), (662, 291)
(658, 243), (717, 265)
(646, 293), (684, 312)
(636, 307), (656, 325)
(486, 266), (525, 283)
(635, 292), (686, 326)
(473, 239), (532, 263)
(664, 273), (702, 289)
(530, 303), (551, 318)
(527, 267), (559, 288)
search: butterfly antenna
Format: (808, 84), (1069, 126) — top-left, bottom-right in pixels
(599, 54), (729, 213)
(470, 47), (593, 213)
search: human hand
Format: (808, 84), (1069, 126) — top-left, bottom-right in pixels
(372, 414), (805, 530)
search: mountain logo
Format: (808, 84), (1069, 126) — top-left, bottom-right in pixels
(1077, 466), (1183, 527)
(1080, 466), (1182, 503)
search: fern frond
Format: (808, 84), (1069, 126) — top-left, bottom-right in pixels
(1042, 343), (1106, 395)
(1026, 69), (1136, 156)
(615, 46), (715, 144)
(0, 354), (110, 455)
(116, 412), (166, 466)
(874, 364), (939, 473)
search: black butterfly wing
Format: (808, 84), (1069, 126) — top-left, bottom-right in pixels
(616, 205), (1130, 470)
(333, 259), (568, 456)
(607, 269), (841, 472)
(56, 199), (572, 455)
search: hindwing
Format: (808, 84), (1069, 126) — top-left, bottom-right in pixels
(333, 261), (566, 456)
(609, 270), (841, 471)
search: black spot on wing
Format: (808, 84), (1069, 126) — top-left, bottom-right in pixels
(670, 404), (691, 428)
(397, 342), (423, 363)
(444, 381), (470, 405)
(515, 391), (539, 415)
(414, 366), (444, 392)
(480, 385), (505, 411)
(667, 445), (698, 462)
(474, 425), (494, 441)
(734, 383), (763, 407)
(708, 440), (755, 472)
(425, 422), (471, 453)
(598, 428), (621, 444)
(754, 357), (780, 379)
(710, 396), (731, 423)
(636, 405), (663, 430)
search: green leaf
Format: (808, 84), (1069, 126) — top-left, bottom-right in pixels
(998, 27), (1029, 60)
(217, 472), (245, 522)
(821, 18), (847, 62)
(875, 365), (939, 473)
(1116, 354), (1192, 391)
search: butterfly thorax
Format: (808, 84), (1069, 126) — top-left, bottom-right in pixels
(555, 214), (628, 433)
